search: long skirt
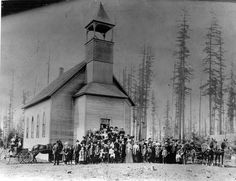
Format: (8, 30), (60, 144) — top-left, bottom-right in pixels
(125, 151), (133, 163)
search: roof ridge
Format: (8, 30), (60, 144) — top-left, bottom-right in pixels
(23, 61), (86, 108)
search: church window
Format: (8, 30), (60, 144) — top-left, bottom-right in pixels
(26, 118), (29, 138)
(31, 117), (34, 138)
(42, 112), (46, 137)
(36, 114), (40, 138)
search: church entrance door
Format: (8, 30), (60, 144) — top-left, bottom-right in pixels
(100, 118), (110, 130)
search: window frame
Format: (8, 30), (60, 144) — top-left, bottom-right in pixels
(42, 112), (46, 138)
(31, 116), (34, 138)
(26, 117), (29, 138)
(36, 114), (40, 138)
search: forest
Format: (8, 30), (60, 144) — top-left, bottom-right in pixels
(120, 9), (236, 141)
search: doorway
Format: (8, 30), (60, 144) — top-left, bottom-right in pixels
(100, 118), (110, 130)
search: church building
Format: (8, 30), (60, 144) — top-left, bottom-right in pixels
(23, 3), (134, 150)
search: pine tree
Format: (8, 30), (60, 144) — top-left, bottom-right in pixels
(127, 65), (134, 97)
(132, 81), (139, 139)
(143, 46), (154, 138)
(125, 64), (138, 138)
(227, 64), (236, 133)
(201, 16), (219, 135)
(164, 100), (171, 138)
(173, 9), (193, 141)
(201, 16), (226, 135)
(151, 90), (158, 140)
(215, 29), (226, 135)
(137, 45), (154, 140)
(199, 80), (202, 136)
(137, 46), (146, 140)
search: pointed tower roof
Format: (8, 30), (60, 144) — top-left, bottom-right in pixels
(85, 2), (114, 34)
(93, 2), (112, 25)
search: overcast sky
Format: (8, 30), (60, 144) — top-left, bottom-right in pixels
(1, 0), (236, 127)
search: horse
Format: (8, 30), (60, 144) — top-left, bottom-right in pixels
(214, 140), (227, 166)
(214, 144), (222, 166)
(31, 144), (53, 163)
(200, 142), (209, 165)
(52, 140), (63, 165)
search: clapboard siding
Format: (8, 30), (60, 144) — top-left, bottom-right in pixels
(73, 95), (86, 142)
(50, 72), (85, 144)
(85, 38), (113, 64)
(85, 95), (127, 132)
(124, 100), (131, 135)
(23, 99), (51, 149)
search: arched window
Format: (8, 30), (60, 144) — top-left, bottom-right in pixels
(42, 112), (46, 137)
(31, 117), (34, 138)
(26, 118), (29, 138)
(36, 114), (40, 138)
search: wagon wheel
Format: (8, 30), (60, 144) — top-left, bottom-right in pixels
(0, 149), (8, 160)
(6, 153), (15, 164)
(6, 150), (15, 164)
(22, 152), (33, 163)
(0, 149), (4, 160)
(18, 152), (25, 164)
(7, 155), (12, 164)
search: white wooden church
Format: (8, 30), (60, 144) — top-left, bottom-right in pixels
(23, 3), (134, 150)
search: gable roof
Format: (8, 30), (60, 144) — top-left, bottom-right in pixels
(24, 60), (135, 109)
(113, 77), (135, 106)
(74, 82), (127, 99)
(74, 80), (134, 106)
(23, 61), (86, 108)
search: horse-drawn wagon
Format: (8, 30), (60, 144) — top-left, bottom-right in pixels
(0, 147), (33, 164)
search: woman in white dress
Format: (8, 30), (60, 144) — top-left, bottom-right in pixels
(125, 140), (133, 163)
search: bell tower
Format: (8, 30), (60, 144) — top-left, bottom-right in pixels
(85, 3), (115, 84)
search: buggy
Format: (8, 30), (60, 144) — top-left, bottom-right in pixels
(0, 147), (32, 164)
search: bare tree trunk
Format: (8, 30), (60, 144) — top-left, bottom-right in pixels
(199, 80), (202, 136)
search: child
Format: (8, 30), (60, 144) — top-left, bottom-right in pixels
(176, 150), (181, 164)
(79, 146), (86, 164)
(99, 148), (105, 162)
(109, 147), (115, 163)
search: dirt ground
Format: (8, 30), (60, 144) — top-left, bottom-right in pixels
(0, 160), (236, 181)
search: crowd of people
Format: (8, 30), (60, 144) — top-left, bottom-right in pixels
(5, 126), (228, 166)
(61, 126), (200, 165)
